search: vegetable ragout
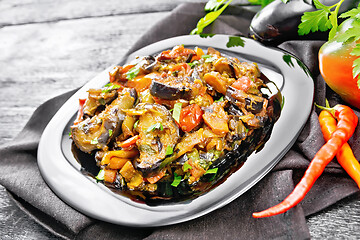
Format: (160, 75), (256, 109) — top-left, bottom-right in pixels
(70, 45), (281, 204)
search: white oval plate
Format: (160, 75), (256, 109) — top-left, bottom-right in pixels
(38, 35), (314, 227)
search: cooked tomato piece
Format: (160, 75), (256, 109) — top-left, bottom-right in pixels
(179, 104), (203, 132)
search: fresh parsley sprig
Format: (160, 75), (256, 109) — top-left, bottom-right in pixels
(190, 0), (233, 35)
(298, 0), (345, 40)
(298, 0), (360, 87)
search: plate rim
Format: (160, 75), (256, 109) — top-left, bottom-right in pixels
(37, 34), (314, 227)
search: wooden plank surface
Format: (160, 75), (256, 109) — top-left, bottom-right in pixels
(0, 0), (359, 239)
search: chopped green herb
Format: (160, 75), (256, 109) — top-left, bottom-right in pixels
(101, 83), (121, 93)
(68, 130), (72, 137)
(126, 66), (140, 80)
(108, 129), (113, 137)
(205, 56), (217, 63)
(171, 173), (182, 187)
(173, 103), (182, 123)
(205, 168), (218, 175)
(91, 138), (98, 145)
(146, 123), (164, 132)
(95, 169), (105, 181)
(165, 145), (174, 156)
(183, 162), (193, 171)
(133, 120), (139, 130)
(202, 54), (217, 63)
(98, 98), (106, 105)
(188, 60), (199, 68)
(215, 96), (224, 102)
(201, 54), (212, 59)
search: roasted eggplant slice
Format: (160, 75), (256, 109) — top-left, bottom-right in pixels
(83, 88), (118, 116)
(149, 76), (193, 100)
(135, 103), (180, 174)
(71, 88), (136, 153)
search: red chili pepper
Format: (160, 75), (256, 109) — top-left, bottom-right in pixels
(252, 104), (358, 218)
(73, 98), (86, 125)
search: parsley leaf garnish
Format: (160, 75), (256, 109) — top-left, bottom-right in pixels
(126, 66), (140, 80)
(226, 36), (245, 48)
(190, 0), (233, 35)
(95, 169), (105, 181)
(298, 8), (332, 36)
(101, 83), (121, 93)
(146, 123), (163, 132)
(188, 60), (200, 68)
(171, 173), (182, 187)
(165, 146), (174, 156)
(205, 168), (218, 175)
(172, 103), (182, 123)
(183, 162), (193, 171)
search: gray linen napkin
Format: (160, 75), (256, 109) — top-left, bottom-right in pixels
(0, 2), (359, 240)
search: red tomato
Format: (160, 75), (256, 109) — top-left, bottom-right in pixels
(231, 76), (252, 92)
(319, 18), (360, 109)
(179, 104), (203, 132)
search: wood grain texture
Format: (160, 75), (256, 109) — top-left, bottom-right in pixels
(0, 0), (359, 239)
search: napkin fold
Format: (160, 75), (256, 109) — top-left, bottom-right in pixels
(1, 2), (359, 240)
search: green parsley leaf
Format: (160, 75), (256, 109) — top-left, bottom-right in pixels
(126, 66), (140, 80)
(336, 19), (360, 43)
(108, 129), (113, 137)
(202, 55), (217, 63)
(101, 83), (121, 93)
(351, 44), (360, 88)
(215, 96), (224, 102)
(205, 168), (218, 175)
(183, 162), (193, 171)
(204, 167), (218, 181)
(226, 36), (245, 48)
(339, 5), (360, 19)
(199, 33), (216, 38)
(298, 9), (332, 36)
(188, 60), (200, 68)
(133, 120), (139, 130)
(282, 54), (294, 67)
(91, 138), (98, 145)
(95, 169), (105, 181)
(165, 145), (174, 156)
(68, 130), (72, 137)
(173, 103), (182, 123)
(190, 0), (233, 35)
(201, 54), (212, 59)
(171, 173), (182, 187)
(205, 0), (227, 11)
(146, 123), (163, 132)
